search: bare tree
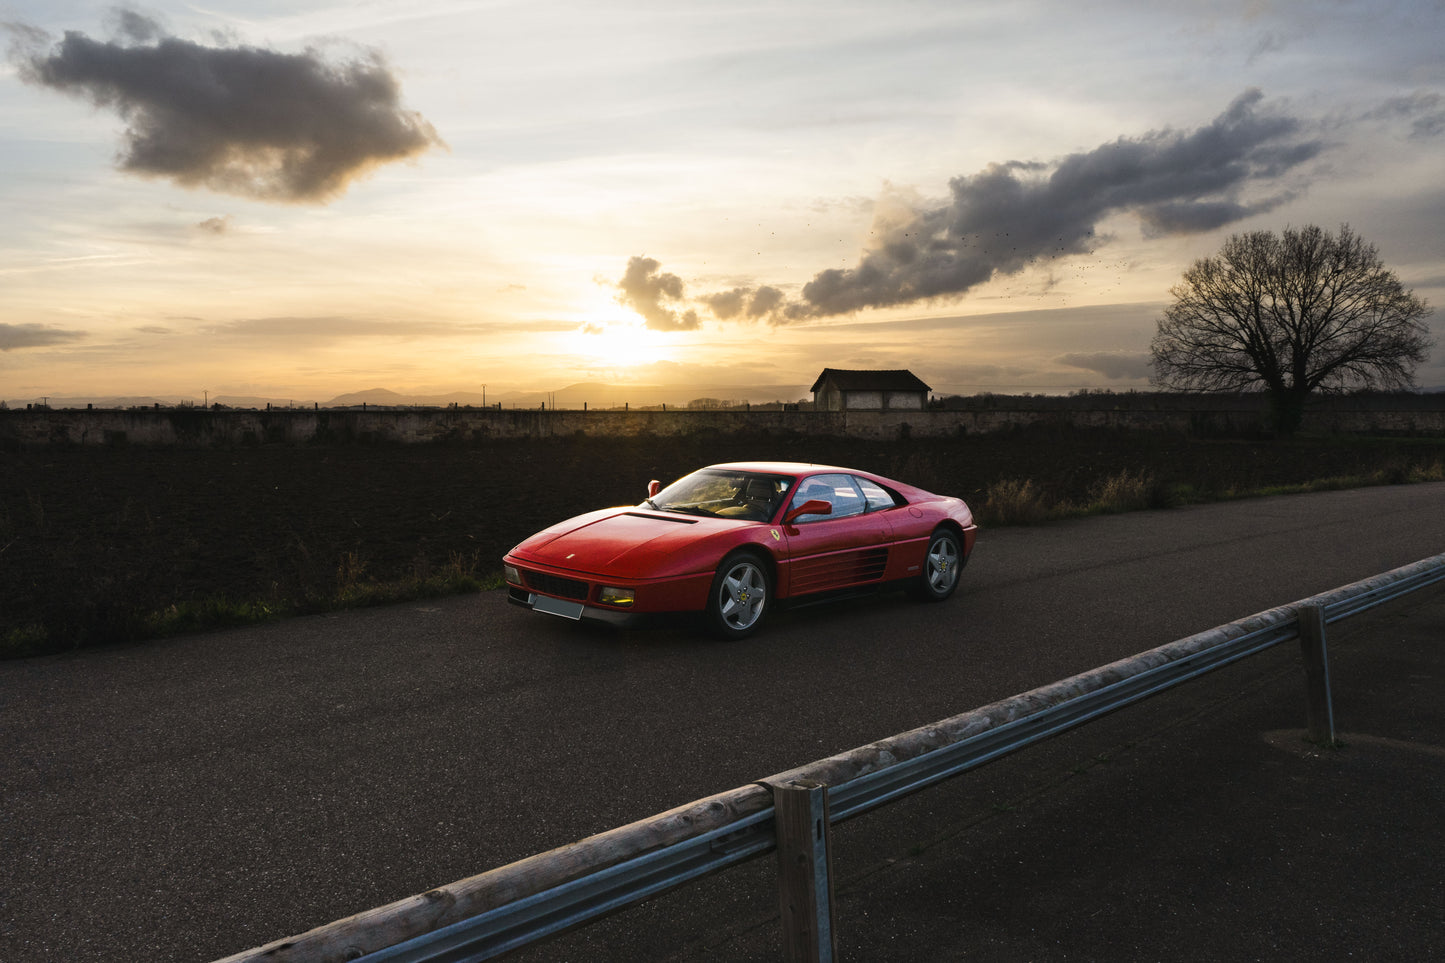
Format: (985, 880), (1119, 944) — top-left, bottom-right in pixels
(1151, 225), (1434, 433)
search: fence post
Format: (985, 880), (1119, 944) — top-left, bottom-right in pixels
(1296, 604), (1337, 746)
(772, 779), (837, 963)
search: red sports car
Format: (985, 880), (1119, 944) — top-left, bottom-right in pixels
(503, 462), (977, 639)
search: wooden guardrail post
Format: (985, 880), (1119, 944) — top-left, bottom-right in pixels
(1296, 604), (1337, 746)
(772, 779), (837, 963)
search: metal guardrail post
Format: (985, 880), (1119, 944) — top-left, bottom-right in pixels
(770, 780), (837, 963)
(1296, 603), (1337, 746)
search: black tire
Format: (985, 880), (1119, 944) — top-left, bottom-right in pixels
(910, 528), (962, 602)
(705, 552), (771, 639)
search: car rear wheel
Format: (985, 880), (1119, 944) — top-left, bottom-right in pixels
(910, 528), (962, 602)
(706, 552), (771, 639)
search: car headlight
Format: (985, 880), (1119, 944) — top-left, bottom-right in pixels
(598, 586), (635, 607)
(504, 564), (522, 585)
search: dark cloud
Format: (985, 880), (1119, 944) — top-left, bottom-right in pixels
(790, 90), (1320, 318)
(1366, 90), (1445, 139)
(109, 8), (164, 44)
(12, 14), (442, 203)
(700, 284), (786, 321)
(701, 287), (747, 319)
(1137, 195), (1298, 235)
(629, 90), (1322, 328)
(0, 322), (87, 351)
(195, 215), (232, 235)
(615, 256), (700, 331)
(1056, 352), (1153, 381)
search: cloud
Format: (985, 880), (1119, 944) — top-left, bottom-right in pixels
(198, 316), (483, 345)
(615, 256), (700, 331)
(789, 89), (1320, 318)
(1055, 352), (1154, 381)
(700, 284), (786, 321)
(624, 90), (1323, 329)
(12, 14), (442, 203)
(195, 215), (232, 235)
(0, 322), (87, 351)
(1365, 90), (1445, 139)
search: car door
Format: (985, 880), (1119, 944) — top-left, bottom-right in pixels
(780, 473), (895, 595)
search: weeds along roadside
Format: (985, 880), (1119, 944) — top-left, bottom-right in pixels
(3, 429), (1444, 659)
(979, 451), (1445, 524)
(0, 546), (502, 659)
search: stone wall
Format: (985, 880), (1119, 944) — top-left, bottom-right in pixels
(3, 401), (1443, 448)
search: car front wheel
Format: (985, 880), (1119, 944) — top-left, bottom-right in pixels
(910, 528), (962, 602)
(706, 552), (771, 639)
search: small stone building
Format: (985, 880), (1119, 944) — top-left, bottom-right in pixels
(810, 368), (931, 412)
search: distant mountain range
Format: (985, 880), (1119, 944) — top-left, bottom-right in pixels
(4, 382), (817, 411)
(10, 381), (1443, 411)
(325, 382), (813, 409)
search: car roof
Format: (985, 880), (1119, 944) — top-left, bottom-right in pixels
(703, 461), (860, 476)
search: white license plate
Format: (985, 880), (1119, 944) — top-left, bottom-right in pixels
(532, 594), (585, 620)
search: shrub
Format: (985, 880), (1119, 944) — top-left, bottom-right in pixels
(1408, 459), (1445, 483)
(1089, 470), (1161, 514)
(2, 623), (51, 659)
(982, 478), (1055, 526)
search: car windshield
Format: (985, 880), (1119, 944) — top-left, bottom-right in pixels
(643, 469), (793, 522)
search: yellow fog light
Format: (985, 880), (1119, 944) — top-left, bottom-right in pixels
(598, 586), (635, 607)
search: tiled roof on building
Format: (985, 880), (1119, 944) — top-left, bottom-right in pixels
(809, 368), (931, 393)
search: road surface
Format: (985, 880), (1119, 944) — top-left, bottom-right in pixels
(2, 482), (1443, 961)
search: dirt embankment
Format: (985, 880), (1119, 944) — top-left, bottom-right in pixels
(3, 427), (1441, 653)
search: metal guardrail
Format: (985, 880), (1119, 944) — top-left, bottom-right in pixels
(216, 551), (1445, 963)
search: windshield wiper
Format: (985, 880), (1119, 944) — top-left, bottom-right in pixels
(666, 505), (715, 517)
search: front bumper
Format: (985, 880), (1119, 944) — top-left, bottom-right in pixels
(506, 586), (650, 627)
(503, 551), (713, 628)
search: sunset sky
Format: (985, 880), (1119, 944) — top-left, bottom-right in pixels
(2, 1), (1442, 405)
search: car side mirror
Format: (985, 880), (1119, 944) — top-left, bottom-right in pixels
(784, 499), (831, 525)
(647, 480), (662, 498)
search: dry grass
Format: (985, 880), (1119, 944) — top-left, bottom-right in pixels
(980, 478), (1058, 526)
(1408, 459), (1445, 483)
(1087, 470), (1161, 514)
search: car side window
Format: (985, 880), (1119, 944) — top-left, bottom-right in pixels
(789, 473), (866, 522)
(856, 477), (901, 511)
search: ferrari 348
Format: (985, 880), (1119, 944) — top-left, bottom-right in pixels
(503, 461), (977, 639)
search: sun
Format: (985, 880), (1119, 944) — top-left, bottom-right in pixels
(566, 318), (674, 371)
(553, 285), (681, 373)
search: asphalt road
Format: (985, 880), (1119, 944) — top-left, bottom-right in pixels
(3, 482), (1443, 962)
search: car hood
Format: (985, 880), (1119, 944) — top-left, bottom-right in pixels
(509, 508), (745, 575)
